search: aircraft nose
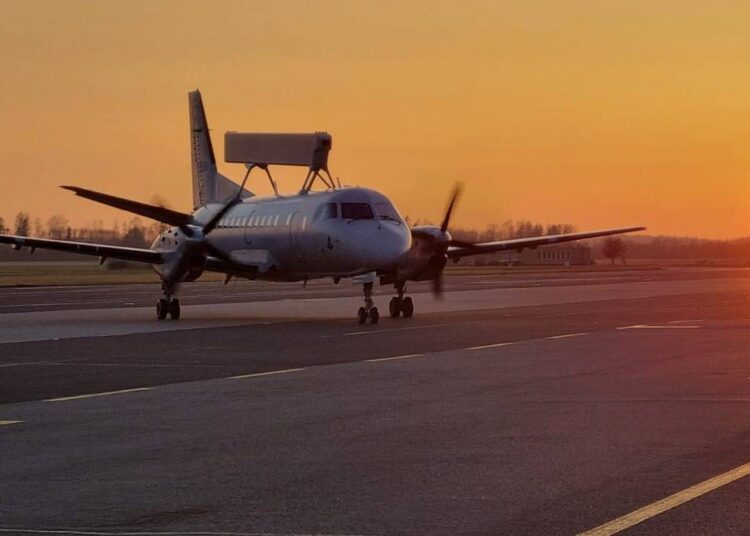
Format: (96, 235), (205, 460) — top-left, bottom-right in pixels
(363, 222), (411, 270)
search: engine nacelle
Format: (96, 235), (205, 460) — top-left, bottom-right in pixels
(150, 227), (205, 281)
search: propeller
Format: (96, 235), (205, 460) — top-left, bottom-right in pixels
(440, 183), (462, 233)
(162, 193), (242, 283)
(429, 183), (463, 298)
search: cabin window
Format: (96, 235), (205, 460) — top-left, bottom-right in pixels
(341, 202), (374, 220)
(274, 214), (280, 226)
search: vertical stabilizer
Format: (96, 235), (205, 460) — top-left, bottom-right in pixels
(189, 90), (252, 208)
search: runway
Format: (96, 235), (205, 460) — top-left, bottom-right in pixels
(1, 267), (750, 535)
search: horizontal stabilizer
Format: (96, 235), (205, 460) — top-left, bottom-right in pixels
(62, 186), (193, 227)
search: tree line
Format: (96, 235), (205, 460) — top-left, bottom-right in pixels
(1, 212), (748, 262)
(0, 212), (167, 248)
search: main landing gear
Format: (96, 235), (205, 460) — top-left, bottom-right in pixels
(156, 280), (181, 320)
(389, 282), (414, 318)
(357, 282), (379, 324)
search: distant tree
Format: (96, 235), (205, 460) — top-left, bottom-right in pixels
(546, 223), (578, 235)
(0, 216), (7, 234)
(46, 214), (69, 239)
(14, 212), (30, 236)
(33, 217), (44, 237)
(603, 236), (626, 265)
(146, 221), (168, 242)
(121, 225), (147, 248)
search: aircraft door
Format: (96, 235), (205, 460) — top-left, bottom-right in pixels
(289, 212), (304, 264)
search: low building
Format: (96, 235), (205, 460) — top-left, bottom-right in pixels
(473, 244), (592, 266)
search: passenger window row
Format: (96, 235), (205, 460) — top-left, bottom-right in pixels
(216, 212), (285, 229)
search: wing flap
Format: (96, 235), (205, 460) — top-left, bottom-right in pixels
(447, 226), (646, 259)
(0, 234), (164, 264)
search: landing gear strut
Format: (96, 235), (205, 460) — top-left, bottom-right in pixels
(389, 281), (414, 318)
(357, 282), (379, 324)
(156, 280), (180, 320)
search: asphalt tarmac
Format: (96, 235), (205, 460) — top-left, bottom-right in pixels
(1, 267), (750, 535)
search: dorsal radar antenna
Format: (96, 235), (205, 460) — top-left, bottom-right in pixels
(224, 132), (335, 195)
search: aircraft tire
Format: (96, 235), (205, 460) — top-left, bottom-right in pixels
(357, 307), (367, 324)
(402, 297), (414, 318)
(389, 297), (401, 317)
(156, 299), (168, 320)
(169, 299), (181, 320)
(369, 307), (379, 324)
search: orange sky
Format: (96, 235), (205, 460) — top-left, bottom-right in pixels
(1, 1), (748, 239)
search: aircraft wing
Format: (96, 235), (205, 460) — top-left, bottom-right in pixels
(0, 234), (165, 264)
(447, 226), (646, 259)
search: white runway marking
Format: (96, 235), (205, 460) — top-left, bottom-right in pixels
(467, 342), (515, 351)
(365, 353), (423, 363)
(342, 323), (449, 337)
(0, 529), (367, 535)
(0, 361), (52, 368)
(617, 324), (701, 330)
(0, 420), (22, 426)
(0, 300), (119, 309)
(230, 368), (305, 380)
(545, 332), (587, 339)
(46, 387), (153, 402)
(578, 460), (750, 535)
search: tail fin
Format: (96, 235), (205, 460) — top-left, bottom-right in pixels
(189, 90), (252, 208)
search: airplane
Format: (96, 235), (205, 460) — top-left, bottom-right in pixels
(0, 90), (645, 323)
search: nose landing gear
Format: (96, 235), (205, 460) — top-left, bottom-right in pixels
(357, 282), (379, 324)
(389, 282), (414, 318)
(156, 280), (181, 320)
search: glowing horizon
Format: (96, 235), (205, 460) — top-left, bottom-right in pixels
(1, 1), (748, 239)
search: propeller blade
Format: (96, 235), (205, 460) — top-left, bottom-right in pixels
(204, 242), (233, 264)
(440, 183), (463, 233)
(202, 199), (238, 234)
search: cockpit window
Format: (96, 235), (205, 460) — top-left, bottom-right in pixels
(314, 202), (339, 220)
(341, 202), (374, 220)
(374, 202), (402, 223)
(326, 203), (338, 219)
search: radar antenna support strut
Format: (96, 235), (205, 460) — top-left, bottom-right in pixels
(239, 163), (281, 197)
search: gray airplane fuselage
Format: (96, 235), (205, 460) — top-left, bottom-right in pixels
(152, 187), (413, 282)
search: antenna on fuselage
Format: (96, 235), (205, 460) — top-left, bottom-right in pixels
(224, 132), (334, 195)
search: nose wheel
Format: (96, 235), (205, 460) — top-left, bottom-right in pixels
(357, 282), (379, 324)
(389, 282), (414, 318)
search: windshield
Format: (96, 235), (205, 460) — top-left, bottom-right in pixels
(374, 202), (402, 223)
(341, 202), (374, 220)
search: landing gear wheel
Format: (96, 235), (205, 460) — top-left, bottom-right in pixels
(168, 298), (181, 320)
(357, 307), (368, 324)
(156, 299), (168, 320)
(369, 307), (379, 324)
(389, 297), (401, 318)
(402, 297), (414, 318)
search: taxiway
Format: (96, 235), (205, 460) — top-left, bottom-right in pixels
(1, 267), (749, 535)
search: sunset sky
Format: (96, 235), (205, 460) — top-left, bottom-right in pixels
(1, 1), (748, 239)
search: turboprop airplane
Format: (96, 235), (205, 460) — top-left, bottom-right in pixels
(0, 90), (645, 323)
